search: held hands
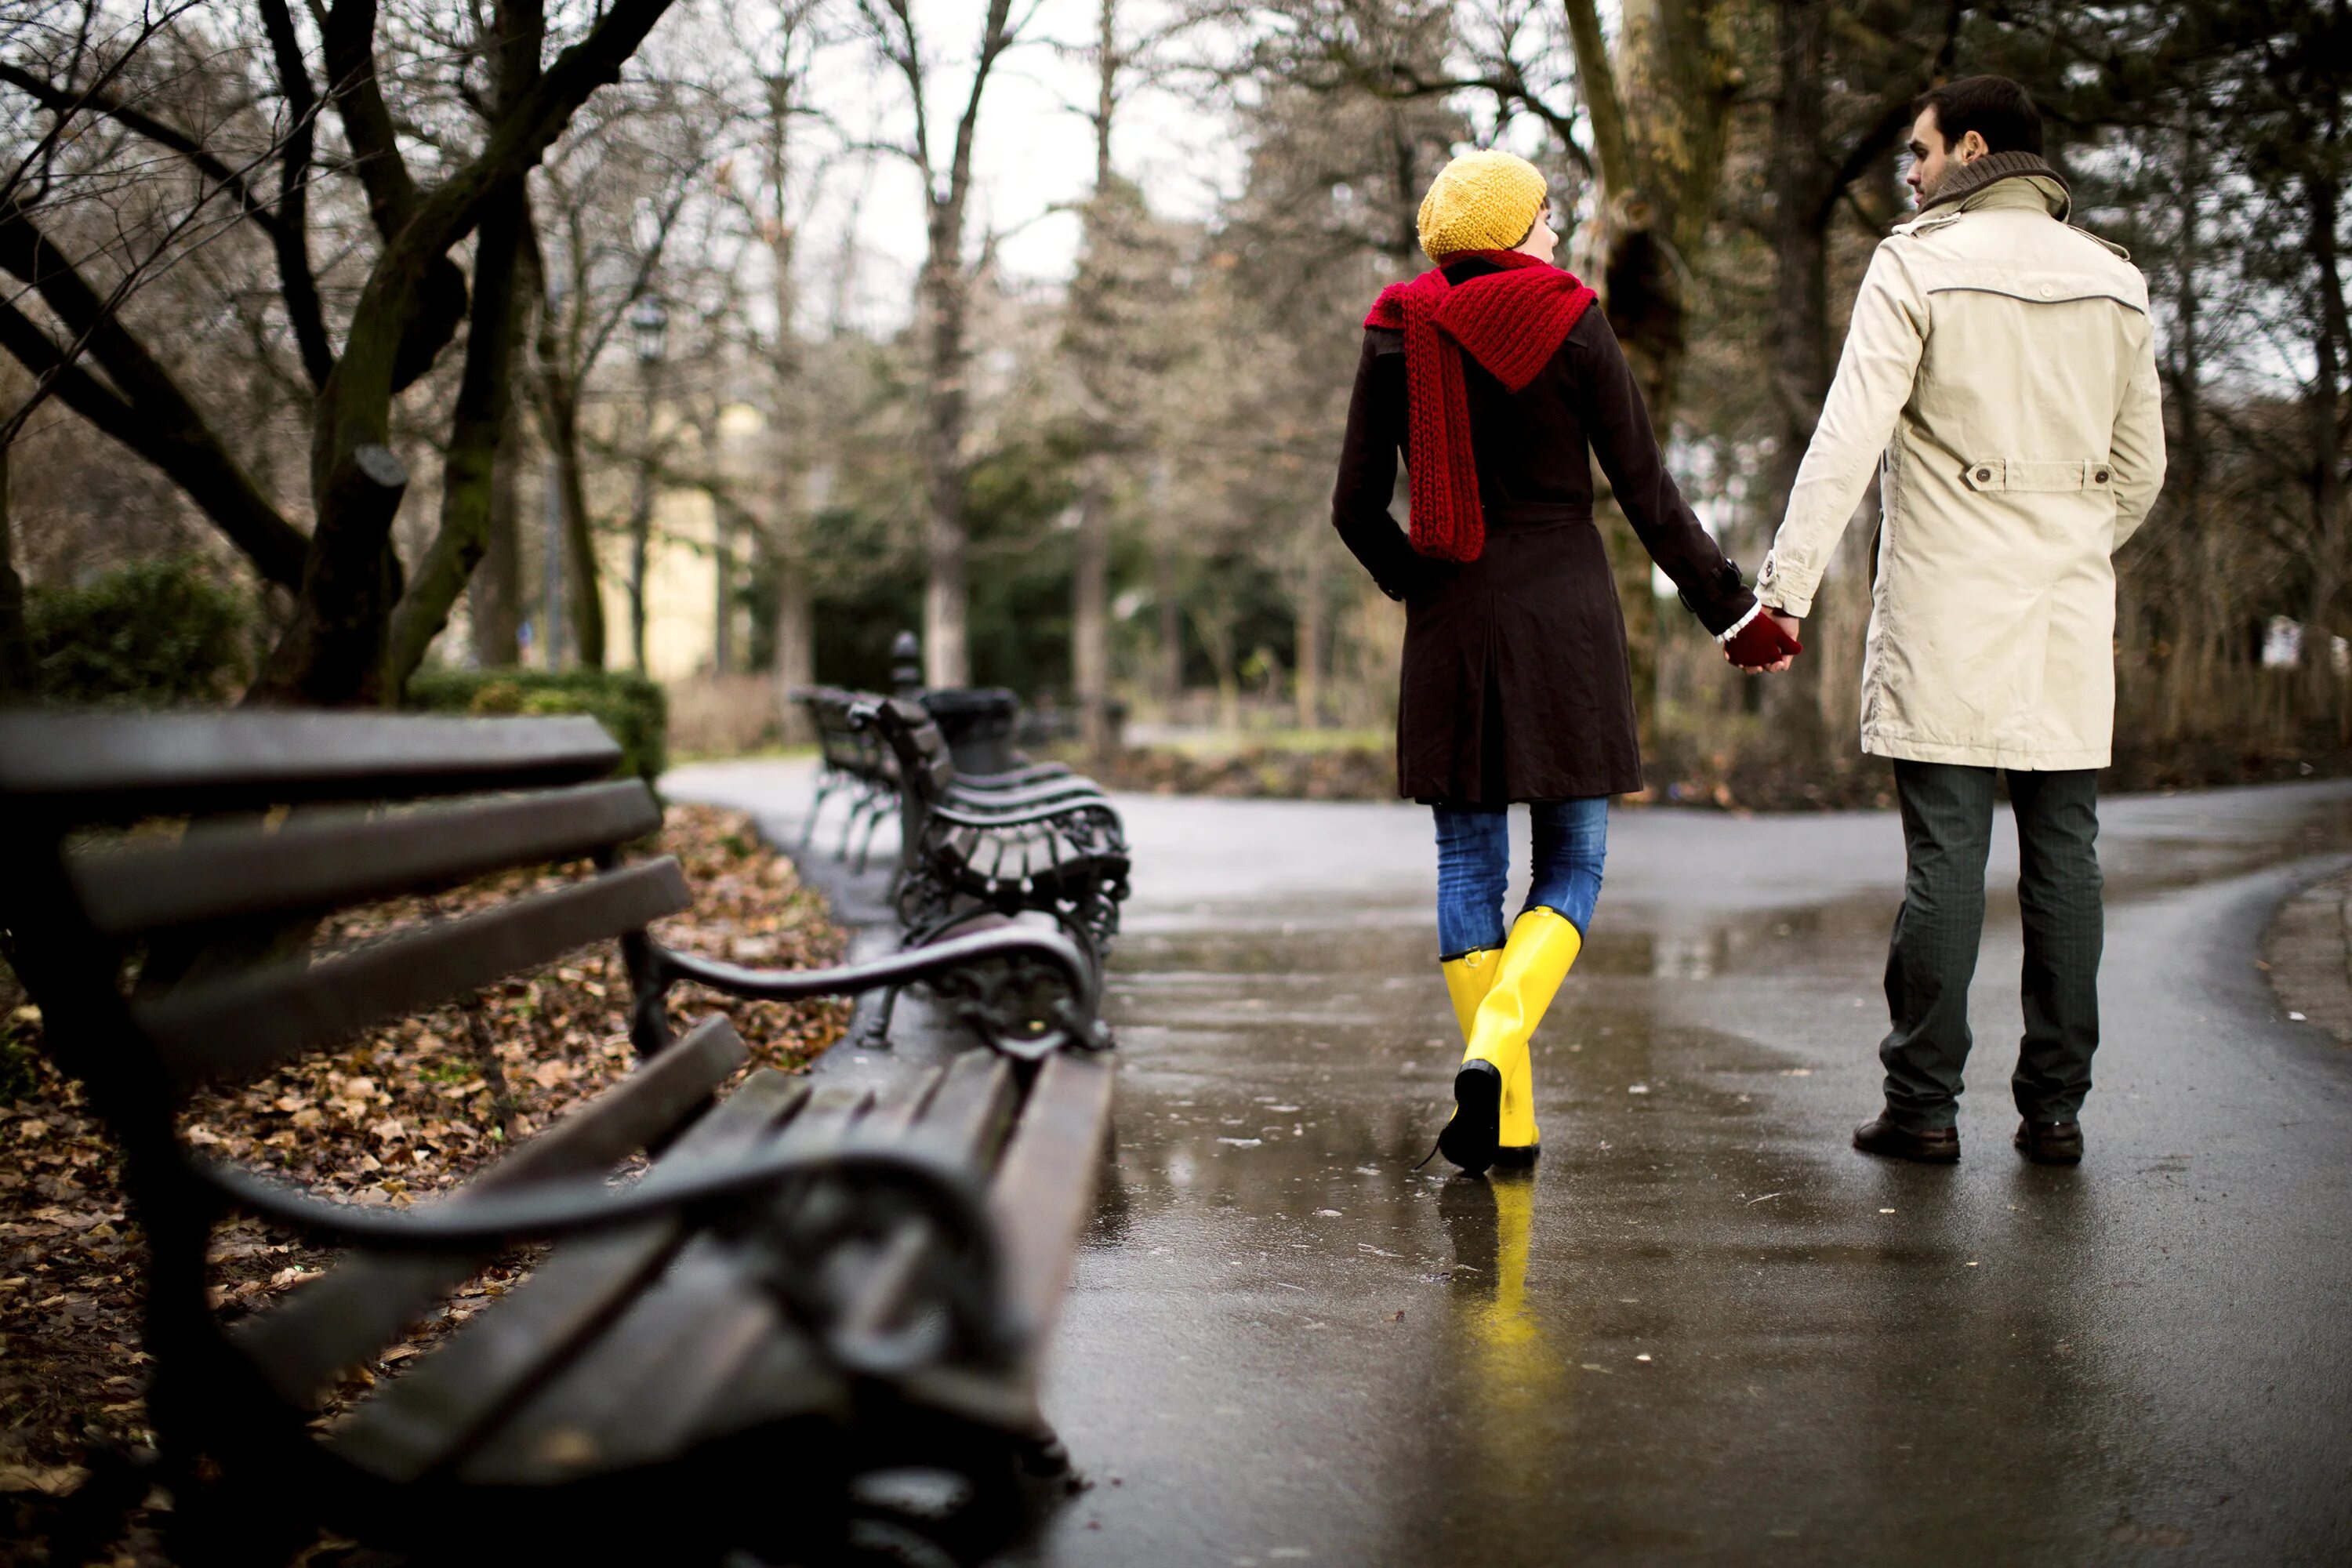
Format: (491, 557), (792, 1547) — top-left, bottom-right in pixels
(1722, 610), (1802, 673)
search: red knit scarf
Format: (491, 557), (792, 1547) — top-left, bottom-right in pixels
(1363, 249), (1599, 562)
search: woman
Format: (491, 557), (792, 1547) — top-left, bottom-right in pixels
(1332, 149), (1797, 1175)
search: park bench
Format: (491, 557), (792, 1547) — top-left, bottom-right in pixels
(795, 685), (1097, 875)
(0, 710), (1116, 1565)
(858, 698), (1130, 964)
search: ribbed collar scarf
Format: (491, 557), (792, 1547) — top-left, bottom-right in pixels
(1364, 249), (1598, 563)
(1914, 150), (2073, 220)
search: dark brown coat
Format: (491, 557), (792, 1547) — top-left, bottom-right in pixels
(1333, 259), (1756, 805)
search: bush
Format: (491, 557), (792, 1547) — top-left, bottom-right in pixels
(27, 557), (251, 705)
(405, 667), (668, 783)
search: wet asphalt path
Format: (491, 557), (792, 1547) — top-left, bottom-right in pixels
(664, 763), (2352, 1566)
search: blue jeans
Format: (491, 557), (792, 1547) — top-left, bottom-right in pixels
(1433, 798), (1609, 959)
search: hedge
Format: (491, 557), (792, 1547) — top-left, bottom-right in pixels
(27, 557), (250, 706)
(404, 668), (668, 783)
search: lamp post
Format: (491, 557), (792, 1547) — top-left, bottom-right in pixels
(626, 293), (667, 677)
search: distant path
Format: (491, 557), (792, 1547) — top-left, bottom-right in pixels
(666, 762), (2352, 1566)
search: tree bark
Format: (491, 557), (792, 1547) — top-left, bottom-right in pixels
(383, 179), (532, 690)
(1073, 456), (1112, 759)
(918, 252), (972, 689)
(534, 373), (605, 669)
(627, 442), (653, 676)
(469, 397), (524, 666)
(1294, 539), (1323, 730)
(1758, 0), (1834, 760)
(2301, 158), (2349, 729)
(0, 444), (31, 701)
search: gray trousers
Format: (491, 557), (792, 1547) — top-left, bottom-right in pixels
(1881, 760), (2103, 1130)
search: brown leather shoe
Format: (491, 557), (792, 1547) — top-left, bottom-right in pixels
(2014, 1120), (2083, 1165)
(1853, 1114), (1959, 1163)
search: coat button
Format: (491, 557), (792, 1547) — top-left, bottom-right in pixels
(2094, 468), (2110, 483)
(2039, 284), (2054, 297)
(1975, 466), (1993, 483)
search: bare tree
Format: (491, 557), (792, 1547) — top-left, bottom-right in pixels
(0, 0), (686, 704)
(851, 0), (1028, 688)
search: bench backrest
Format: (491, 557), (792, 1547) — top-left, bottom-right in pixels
(0, 710), (692, 1145)
(794, 686), (890, 781)
(862, 697), (957, 810)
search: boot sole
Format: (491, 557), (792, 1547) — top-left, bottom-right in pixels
(1853, 1133), (1960, 1164)
(1438, 1062), (1502, 1174)
(2013, 1136), (2083, 1166)
(1492, 1142), (1541, 1167)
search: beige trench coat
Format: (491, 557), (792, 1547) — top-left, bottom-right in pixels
(1756, 169), (2166, 770)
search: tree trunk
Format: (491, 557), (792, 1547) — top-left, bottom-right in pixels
(919, 256), (971, 688)
(469, 394), (524, 665)
(383, 180), (531, 691)
(627, 455), (652, 676)
(2302, 155), (2350, 731)
(1073, 456), (1112, 759)
(1152, 459), (1182, 706)
(712, 502), (733, 677)
(538, 377), (605, 669)
(770, 476), (815, 741)
(1757, 0), (1835, 762)
(0, 443), (31, 701)
(1294, 538), (1323, 730)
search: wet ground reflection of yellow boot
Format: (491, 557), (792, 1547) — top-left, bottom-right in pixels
(1440, 1169), (1559, 1484)
(1439, 909), (1581, 1174)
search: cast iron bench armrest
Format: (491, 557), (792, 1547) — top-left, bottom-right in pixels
(651, 926), (1102, 1058)
(199, 1141), (1022, 1376)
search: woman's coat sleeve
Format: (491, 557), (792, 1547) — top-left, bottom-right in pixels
(1573, 312), (1756, 635)
(1330, 329), (1425, 602)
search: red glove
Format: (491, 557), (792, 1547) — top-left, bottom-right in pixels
(1723, 612), (1803, 670)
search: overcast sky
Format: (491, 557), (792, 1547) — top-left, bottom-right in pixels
(792, 0), (1242, 330)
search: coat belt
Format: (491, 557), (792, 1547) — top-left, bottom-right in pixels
(1484, 502), (1594, 528)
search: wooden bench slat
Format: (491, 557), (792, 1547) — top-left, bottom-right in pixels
(818, 1054), (1018, 1364)
(71, 781), (662, 936)
(329, 1069), (810, 1482)
(459, 1083), (877, 1486)
(0, 712), (621, 822)
(140, 858), (692, 1086)
(986, 1054), (1115, 1348)
(235, 1014), (750, 1403)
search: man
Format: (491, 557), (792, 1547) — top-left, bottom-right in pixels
(1753, 74), (2166, 1165)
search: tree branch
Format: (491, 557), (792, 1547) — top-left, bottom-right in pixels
(0, 212), (309, 587)
(258, 0), (336, 388)
(1560, 0), (1633, 197)
(321, 0), (420, 240)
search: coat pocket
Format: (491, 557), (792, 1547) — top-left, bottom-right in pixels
(1959, 457), (2115, 494)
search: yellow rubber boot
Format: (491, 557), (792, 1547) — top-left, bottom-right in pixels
(1443, 947), (1503, 1043)
(1439, 907), (1582, 1173)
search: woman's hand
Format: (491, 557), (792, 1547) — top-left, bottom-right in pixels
(1722, 610), (1802, 673)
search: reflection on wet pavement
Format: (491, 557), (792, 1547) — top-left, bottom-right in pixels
(656, 762), (2352, 1563)
(1001, 784), (2352, 1566)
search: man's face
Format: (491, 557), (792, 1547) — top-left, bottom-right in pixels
(1904, 107), (1951, 205)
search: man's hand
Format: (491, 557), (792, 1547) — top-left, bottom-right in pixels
(1722, 608), (1803, 673)
(1763, 612), (1802, 673)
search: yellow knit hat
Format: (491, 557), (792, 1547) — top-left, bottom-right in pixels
(1417, 149), (1548, 263)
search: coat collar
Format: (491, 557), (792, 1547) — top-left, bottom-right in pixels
(1913, 150), (2071, 222)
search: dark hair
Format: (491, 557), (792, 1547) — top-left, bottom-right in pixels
(1913, 75), (2043, 157)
